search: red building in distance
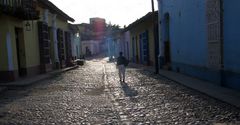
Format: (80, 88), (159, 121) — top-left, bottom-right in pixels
(90, 17), (106, 40)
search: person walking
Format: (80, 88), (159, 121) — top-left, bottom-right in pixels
(116, 52), (128, 82)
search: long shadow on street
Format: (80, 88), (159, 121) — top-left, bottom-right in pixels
(131, 66), (240, 110)
(120, 82), (138, 97)
(0, 74), (64, 110)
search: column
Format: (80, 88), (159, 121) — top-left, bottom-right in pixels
(52, 14), (60, 67)
(43, 9), (49, 23)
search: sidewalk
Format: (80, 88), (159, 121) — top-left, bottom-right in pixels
(0, 65), (79, 88)
(129, 63), (240, 108)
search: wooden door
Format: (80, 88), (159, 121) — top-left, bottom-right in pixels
(15, 28), (27, 76)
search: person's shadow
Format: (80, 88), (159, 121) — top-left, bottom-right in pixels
(120, 82), (138, 98)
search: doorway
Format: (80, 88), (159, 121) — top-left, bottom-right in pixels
(15, 28), (27, 77)
(164, 13), (171, 70)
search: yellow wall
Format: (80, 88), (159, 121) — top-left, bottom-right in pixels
(37, 4), (71, 63)
(0, 15), (9, 71)
(33, 6), (70, 66)
(0, 14), (23, 71)
(0, 4), (71, 73)
(23, 20), (40, 68)
(56, 17), (69, 60)
(56, 17), (68, 31)
(37, 6), (68, 30)
(129, 18), (155, 65)
(0, 14), (41, 73)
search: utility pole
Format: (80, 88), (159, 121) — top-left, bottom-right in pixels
(151, 0), (155, 12)
(151, 0), (159, 74)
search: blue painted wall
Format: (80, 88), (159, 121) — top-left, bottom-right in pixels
(132, 37), (136, 62)
(160, 0), (221, 83)
(223, 1), (240, 90)
(161, 0), (207, 66)
(158, 0), (240, 90)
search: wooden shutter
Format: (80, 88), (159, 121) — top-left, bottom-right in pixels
(65, 31), (72, 66)
(57, 29), (65, 68)
(38, 21), (51, 73)
(38, 21), (50, 64)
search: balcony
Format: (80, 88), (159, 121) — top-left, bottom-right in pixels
(0, 0), (39, 20)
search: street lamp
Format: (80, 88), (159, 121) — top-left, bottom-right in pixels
(151, 0), (155, 12)
(25, 21), (31, 31)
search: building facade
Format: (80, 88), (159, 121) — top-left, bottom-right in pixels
(105, 25), (122, 60)
(0, 0), (39, 82)
(157, 0), (240, 90)
(69, 24), (81, 59)
(119, 30), (130, 60)
(81, 40), (101, 56)
(90, 17), (106, 40)
(221, 1), (240, 90)
(77, 18), (107, 56)
(125, 12), (158, 66)
(0, 0), (74, 83)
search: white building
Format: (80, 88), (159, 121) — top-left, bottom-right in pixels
(81, 40), (101, 56)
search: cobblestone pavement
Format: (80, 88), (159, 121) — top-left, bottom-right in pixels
(0, 57), (240, 125)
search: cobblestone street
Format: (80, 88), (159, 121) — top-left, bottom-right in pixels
(0, 58), (240, 125)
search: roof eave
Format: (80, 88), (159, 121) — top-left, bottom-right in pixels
(39, 0), (75, 22)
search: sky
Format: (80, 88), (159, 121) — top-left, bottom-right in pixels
(49, 0), (158, 28)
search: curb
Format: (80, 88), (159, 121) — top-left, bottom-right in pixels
(0, 65), (79, 88)
(49, 65), (79, 76)
(157, 70), (240, 108)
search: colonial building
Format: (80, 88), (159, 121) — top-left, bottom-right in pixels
(119, 30), (130, 60)
(37, 0), (75, 69)
(76, 18), (107, 56)
(105, 24), (122, 60)
(0, 0), (74, 83)
(157, 0), (240, 90)
(125, 11), (158, 66)
(90, 17), (106, 40)
(69, 24), (81, 59)
(0, 0), (39, 82)
(81, 40), (101, 56)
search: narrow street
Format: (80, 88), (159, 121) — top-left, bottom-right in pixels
(0, 57), (240, 125)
